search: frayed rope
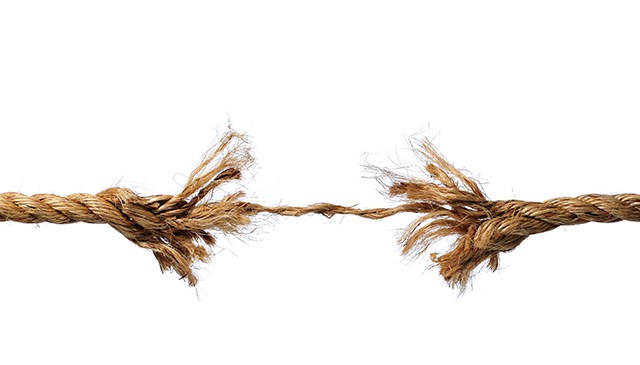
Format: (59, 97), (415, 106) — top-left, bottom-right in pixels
(2, 129), (638, 289)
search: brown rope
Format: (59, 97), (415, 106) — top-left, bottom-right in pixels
(1, 130), (638, 289)
(0, 130), (255, 285)
(384, 140), (640, 290)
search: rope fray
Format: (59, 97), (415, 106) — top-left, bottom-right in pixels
(2, 129), (640, 289)
(385, 139), (640, 290)
(0, 129), (253, 285)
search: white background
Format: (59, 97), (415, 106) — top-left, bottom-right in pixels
(1, 1), (640, 363)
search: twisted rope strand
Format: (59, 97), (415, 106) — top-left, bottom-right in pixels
(242, 202), (435, 219)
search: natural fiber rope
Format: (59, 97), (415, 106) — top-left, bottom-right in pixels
(383, 140), (640, 290)
(0, 130), (256, 285)
(2, 129), (637, 289)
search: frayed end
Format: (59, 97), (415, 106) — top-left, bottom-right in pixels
(98, 128), (254, 286)
(382, 139), (522, 291)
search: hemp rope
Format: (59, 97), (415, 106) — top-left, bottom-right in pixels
(2, 130), (637, 289)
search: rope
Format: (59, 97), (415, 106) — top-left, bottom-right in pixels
(2, 129), (637, 289)
(387, 140), (640, 290)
